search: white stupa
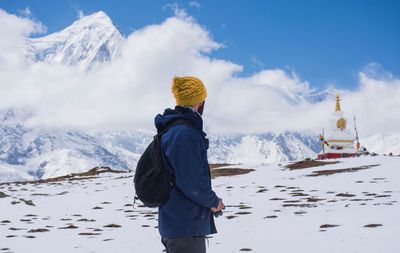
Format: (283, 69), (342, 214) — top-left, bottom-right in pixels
(318, 94), (357, 159)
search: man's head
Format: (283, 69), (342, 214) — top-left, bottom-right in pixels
(171, 76), (207, 115)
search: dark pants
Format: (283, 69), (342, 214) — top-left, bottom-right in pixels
(161, 236), (206, 253)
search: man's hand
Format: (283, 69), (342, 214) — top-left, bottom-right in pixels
(210, 199), (225, 213)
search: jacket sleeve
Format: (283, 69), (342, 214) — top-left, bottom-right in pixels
(164, 127), (219, 208)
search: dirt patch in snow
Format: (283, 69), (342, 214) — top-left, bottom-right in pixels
(211, 168), (255, 178)
(307, 164), (380, 177)
(286, 160), (339, 170)
(0, 167), (126, 186)
(209, 164), (255, 178)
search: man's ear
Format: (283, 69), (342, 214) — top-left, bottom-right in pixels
(197, 100), (205, 115)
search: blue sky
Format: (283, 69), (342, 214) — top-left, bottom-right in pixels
(1, 0), (399, 90)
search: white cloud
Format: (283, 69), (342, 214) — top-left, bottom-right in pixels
(0, 9), (399, 138)
(77, 9), (84, 19)
(189, 1), (201, 9)
(0, 9), (45, 67)
(162, 3), (187, 19)
(18, 7), (32, 17)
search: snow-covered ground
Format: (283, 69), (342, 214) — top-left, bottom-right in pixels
(0, 156), (399, 253)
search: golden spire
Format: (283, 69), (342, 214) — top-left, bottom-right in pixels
(335, 94), (341, 112)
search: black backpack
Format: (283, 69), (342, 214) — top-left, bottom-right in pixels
(133, 119), (189, 208)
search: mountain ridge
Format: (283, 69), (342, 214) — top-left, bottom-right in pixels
(0, 108), (321, 182)
(25, 11), (124, 70)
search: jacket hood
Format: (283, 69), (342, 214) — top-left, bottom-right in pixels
(154, 106), (203, 133)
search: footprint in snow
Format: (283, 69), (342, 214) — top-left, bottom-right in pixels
(19, 199), (35, 206)
(78, 232), (101, 236)
(269, 198), (285, 201)
(336, 193), (355, 197)
(226, 215), (237, 219)
(238, 205), (252, 210)
(319, 224), (339, 229)
(9, 227), (26, 231)
(305, 197), (325, 202)
(291, 192), (308, 197)
(235, 212), (252, 215)
(77, 218), (96, 222)
(283, 200), (301, 203)
(24, 214), (37, 217)
(263, 215), (278, 219)
(28, 228), (49, 233)
(364, 224), (382, 228)
(103, 224), (121, 228)
(55, 191), (69, 195)
(58, 224), (78, 229)
(374, 194), (391, 198)
(0, 192), (9, 198)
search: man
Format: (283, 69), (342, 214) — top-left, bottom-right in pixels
(154, 76), (225, 253)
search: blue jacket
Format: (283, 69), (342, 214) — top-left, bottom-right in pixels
(155, 106), (219, 238)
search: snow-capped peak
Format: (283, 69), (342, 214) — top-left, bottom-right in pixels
(74, 11), (113, 26)
(25, 11), (124, 70)
(65, 11), (117, 32)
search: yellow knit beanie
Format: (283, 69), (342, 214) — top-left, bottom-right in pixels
(171, 76), (207, 106)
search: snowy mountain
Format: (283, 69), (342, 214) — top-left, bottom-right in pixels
(303, 87), (341, 103)
(0, 108), (322, 183)
(207, 132), (320, 164)
(361, 134), (400, 155)
(25, 11), (124, 70)
(2, 106), (400, 183)
(0, 109), (129, 182)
